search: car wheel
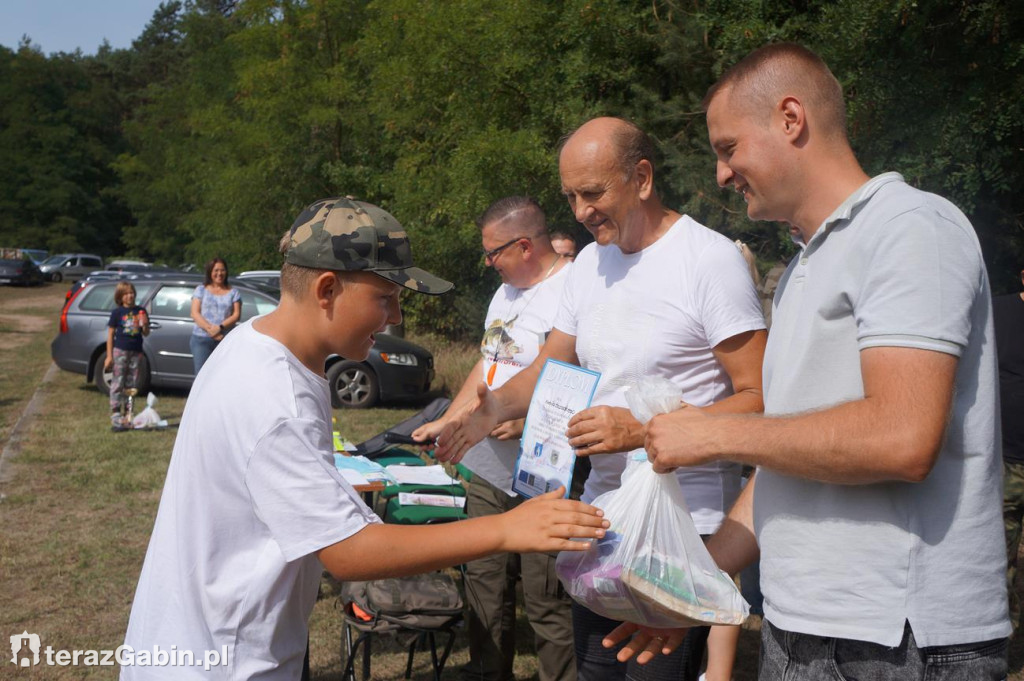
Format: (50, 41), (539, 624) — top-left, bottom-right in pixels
(92, 352), (151, 397)
(326, 361), (379, 409)
(51, 272), (63, 283)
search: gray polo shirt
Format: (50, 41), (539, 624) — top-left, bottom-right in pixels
(756, 173), (1010, 647)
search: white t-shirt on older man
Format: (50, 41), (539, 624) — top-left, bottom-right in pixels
(554, 214), (765, 532)
(122, 321), (379, 680)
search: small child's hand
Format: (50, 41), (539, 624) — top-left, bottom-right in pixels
(103, 354), (112, 371)
(498, 487), (607, 554)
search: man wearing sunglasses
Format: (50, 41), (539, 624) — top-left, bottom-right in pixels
(416, 196), (577, 681)
(434, 117), (769, 681)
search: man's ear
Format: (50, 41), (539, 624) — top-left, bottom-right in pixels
(779, 96), (806, 143)
(314, 272), (341, 309)
(519, 236), (536, 259)
(635, 159), (654, 201)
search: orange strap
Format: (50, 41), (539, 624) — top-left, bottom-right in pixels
(350, 602), (373, 622)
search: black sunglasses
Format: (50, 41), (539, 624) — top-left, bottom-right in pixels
(482, 237), (529, 262)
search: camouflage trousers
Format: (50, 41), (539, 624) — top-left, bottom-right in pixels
(109, 348), (142, 423)
(1004, 460), (1024, 632)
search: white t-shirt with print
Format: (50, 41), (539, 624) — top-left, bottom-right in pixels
(555, 215), (765, 532)
(122, 321), (379, 680)
(461, 263), (571, 494)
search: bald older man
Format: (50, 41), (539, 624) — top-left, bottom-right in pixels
(435, 117), (768, 681)
(608, 43), (1011, 681)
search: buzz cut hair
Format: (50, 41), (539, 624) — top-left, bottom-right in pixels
(702, 43), (848, 141)
(278, 230), (335, 299)
(476, 196), (548, 238)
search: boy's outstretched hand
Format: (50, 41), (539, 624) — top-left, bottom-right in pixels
(498, 487), (608, 553)
(602, 622), (689, 665)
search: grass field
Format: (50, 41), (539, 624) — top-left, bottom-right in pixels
(1, 283), (1020, 679)
(0, 282), (570, 679)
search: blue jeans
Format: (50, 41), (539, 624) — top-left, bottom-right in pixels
(759, 618), (1007, 680)
(571, 601), (707, 681)
(190, 334), (219, 376)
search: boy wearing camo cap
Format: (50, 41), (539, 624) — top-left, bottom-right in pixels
(121, 197), (608, 680)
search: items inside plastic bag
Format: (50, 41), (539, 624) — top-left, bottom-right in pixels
(132, 392), (168, 429)
(556, 377), (748, 627)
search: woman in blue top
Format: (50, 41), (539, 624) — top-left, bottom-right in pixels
(190, 257), (241, 375)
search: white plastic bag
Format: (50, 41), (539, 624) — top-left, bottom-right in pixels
(555, 377), (748, 627)
(133, 392), (168, 429)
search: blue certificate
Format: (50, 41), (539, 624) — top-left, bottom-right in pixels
(513, 359), (601, 498)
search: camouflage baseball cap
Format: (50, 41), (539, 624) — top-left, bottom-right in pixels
(284, 197), (453, 295)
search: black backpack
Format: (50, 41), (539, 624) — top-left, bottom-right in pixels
(341, 573), (464, 632)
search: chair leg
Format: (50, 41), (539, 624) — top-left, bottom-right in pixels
(437, 629), (457, 674)
(361, 634), (372, 681)
(341, 627), (367, 681)
(404, 635), (419, 679)
(399, 629), (456, 680)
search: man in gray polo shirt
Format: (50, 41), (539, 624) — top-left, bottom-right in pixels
(608, 43), (1011, 679)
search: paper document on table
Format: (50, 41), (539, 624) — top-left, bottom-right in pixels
(398, 493), (467, 508)
(338, 469), (370, 487)
(513, 359), (600, 499)
(334, 454), (397, 484)
(386, 464), (460, 486)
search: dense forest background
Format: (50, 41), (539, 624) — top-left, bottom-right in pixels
(1, 0), (1021, 338)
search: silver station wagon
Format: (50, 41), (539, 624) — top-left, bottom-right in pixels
(51, 272), (435, 408)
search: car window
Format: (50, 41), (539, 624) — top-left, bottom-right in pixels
(78, 284), (116, 311)
(238, 289), (278, 322)
(65, 258), (78, 268)
(84, 257), (102, 268)
(78, 283), (156, 312)
(150, 285), (196, 319)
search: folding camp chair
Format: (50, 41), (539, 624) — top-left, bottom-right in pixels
(339, 397), (469, 679)
(340, 574), (464, 681)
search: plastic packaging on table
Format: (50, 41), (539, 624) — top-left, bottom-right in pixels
(555, 377), (748, 628)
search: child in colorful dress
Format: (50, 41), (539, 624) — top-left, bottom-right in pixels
(105, 281), (150, 430)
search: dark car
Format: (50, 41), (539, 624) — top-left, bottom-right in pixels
(50, 272), (434, 408)
(0, 257), (44, 286)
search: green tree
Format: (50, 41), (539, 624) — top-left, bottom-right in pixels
(354, 0), (661, 336)
(0, 42), (130, 254)
(640, 0), (1024, 285)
